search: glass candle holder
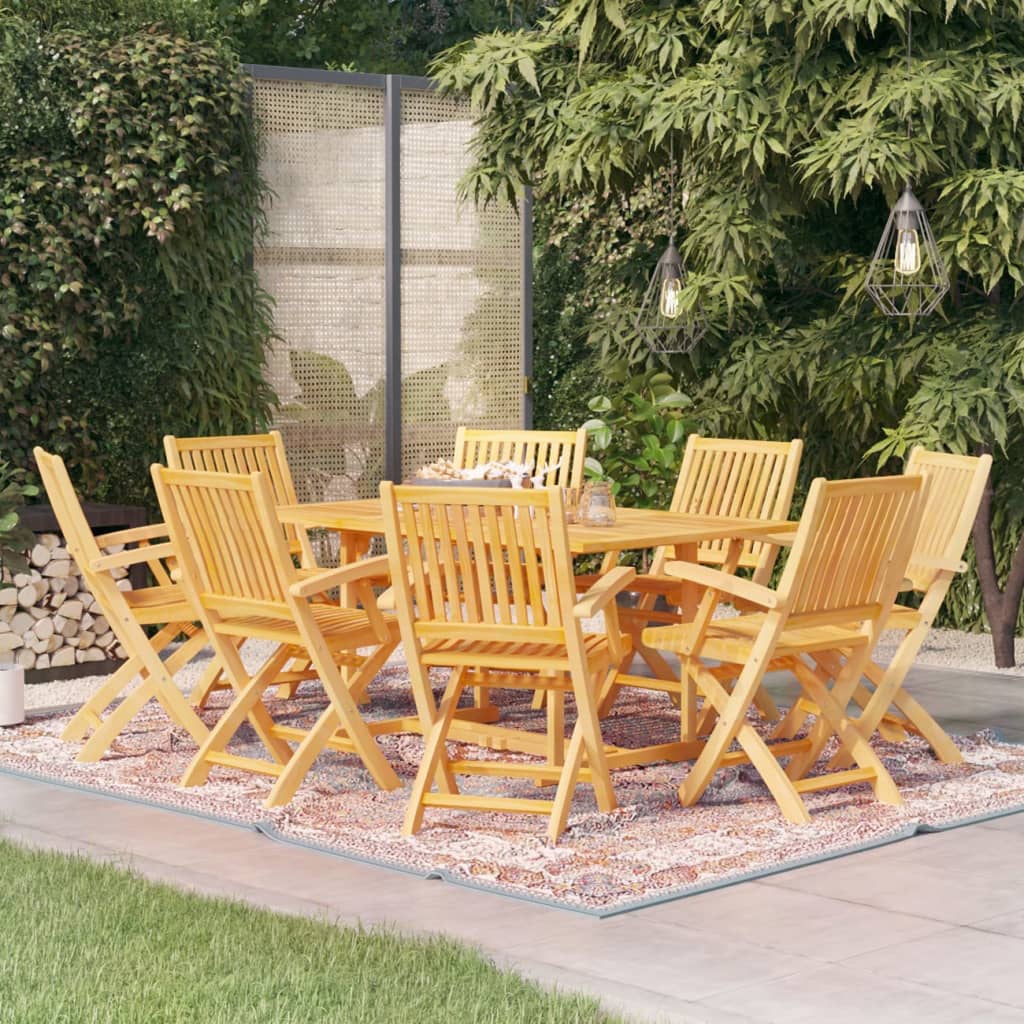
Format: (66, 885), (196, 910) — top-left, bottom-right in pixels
(581, 481), (616, 526)
(561, 487), (581, 524)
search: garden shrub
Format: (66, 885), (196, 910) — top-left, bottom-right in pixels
(0, 7), (275, 505)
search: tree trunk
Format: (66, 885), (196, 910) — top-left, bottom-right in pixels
(971, 450), (1024, 668)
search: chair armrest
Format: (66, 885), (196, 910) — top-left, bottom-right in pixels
(289, 555), (391, 599)
(97, 523), (169, 549)
(662, 560), (778, 609)
(911, 554), (968, 574)
(573, 566), (637, 620)
(90, 542), (176, 573)
(755, 530), (798, 547)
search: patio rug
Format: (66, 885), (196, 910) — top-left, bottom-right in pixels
(2, 666), (1023, 917)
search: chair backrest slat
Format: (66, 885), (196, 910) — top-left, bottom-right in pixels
(164, 432), (315, 566)
(670, 436), (803, 574)
(904, 448), (992, 592)
(33, 448), (143, 641)
(381, 483), (571, 640)
(33, 450), (103, 572)
(154, 467), (293, 611)
(779, 476), (924, 620)
(453, 427), (588, 490)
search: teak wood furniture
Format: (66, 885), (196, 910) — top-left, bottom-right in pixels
(278, 498), (796, 767)
(164, 431), (316, 567)
(580, 435), (804, 727)
(277, 500), (796, 560)
(152, 466), (405, 806)
(380, 481), (636, 842)
(453, 426), (589, 489)
(34, 448), (210, 761)
(775, 447), (992, 766)
(164, 431), (321, 706)
(641, 474), (925, 823)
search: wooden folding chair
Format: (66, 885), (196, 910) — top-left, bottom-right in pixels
(454, 426), (588, 489)
(775, 448), (992, 766)
(641, 474), (925, 823)
(381, 481), (636, 843)
(152, 465), (405, 806)
(164, 431), (320, 705)
(33, 448), (210, 761)
(588, 435), (803, 727)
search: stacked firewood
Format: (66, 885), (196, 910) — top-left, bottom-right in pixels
(0, 533), (128, 671)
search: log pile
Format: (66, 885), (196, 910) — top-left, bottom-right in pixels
(0, 533), (128, 671)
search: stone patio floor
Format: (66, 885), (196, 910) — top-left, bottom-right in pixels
(2, 665), (1024, 1023)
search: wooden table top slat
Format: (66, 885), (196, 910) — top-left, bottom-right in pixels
(277, 499), (797, 555)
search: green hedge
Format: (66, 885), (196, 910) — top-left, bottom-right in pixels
(0, 5), (275, 506)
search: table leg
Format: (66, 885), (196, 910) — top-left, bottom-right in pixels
(672, 542), (701, 619)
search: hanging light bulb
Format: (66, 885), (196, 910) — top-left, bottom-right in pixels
(865, 183), (948, 317)
(863, 10), (948, 317)
(659, 243), (684, 318)
(895, 227), (921, 276)
(637, 236), (706, 352)
(636, 141), (707, 353)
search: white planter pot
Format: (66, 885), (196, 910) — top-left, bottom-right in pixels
(0, 663), (25, 727)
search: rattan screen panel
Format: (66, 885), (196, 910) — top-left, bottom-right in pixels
(254, 78), (386, 507)
(399, 89), (522, 479)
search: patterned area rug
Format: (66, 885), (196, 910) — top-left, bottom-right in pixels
(2, 666), (1023, 916)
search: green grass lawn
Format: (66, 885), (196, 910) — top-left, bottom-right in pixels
(0, 838), (621, 1023)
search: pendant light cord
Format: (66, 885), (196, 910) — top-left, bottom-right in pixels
(668, 134), (676, 243)
(906, 6), (912, 142)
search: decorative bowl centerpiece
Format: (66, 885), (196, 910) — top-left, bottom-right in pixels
(408, 458), (543, 488)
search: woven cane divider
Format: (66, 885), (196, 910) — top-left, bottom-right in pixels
(253, 77), (387, 517)
(398, 87), (522, 480)
(250, 71), (525, 531)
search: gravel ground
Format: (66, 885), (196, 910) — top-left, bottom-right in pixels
(21, 622), (1023, 713)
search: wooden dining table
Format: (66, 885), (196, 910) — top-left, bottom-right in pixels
(278, 498), (796, 561)
(276, 498), (798, 766)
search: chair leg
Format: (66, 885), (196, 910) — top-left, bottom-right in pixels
(545, 687), (565, 769)
(548, 723), (587, 841)
(217, 641), (294, 764)
(784, 658), (842, 780)
(830, 642), (959, 767)
(798, 665), (903, 806)
(680, 662), (811, 824)
(189, 656), (230, 708)
(403, 671), (466, 836)
(266, 643), (399, 806)
(264, 706), (341, 807)
(347, 640), (398, 704)
(549, 668), (617, 842)
(75, 671), (161, 763)
(273, 656), (307, 701)
(75, 634), (209, 760)
(151, 675), (209, 747)
(306, 646), (401, 792)
(752, 687), (780, 723)
(62, 620), (184, 742)
(596, 637), (674, 717)
(678, 621), (783, 808)
(888, 686), (963, 763)
(772, 698), (814, 740)
(680, 657), (698, 741)
(61, 655), (143, 742)
(181, 647), (294, 787)
(785, 652), (902, 809)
